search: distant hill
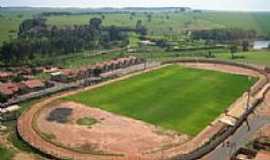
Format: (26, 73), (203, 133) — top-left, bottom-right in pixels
(0, 7), (193, 14)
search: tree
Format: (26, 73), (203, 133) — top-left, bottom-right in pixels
(147, 14), (152, 22)
(242, 40), (249, 52)
(89, 17), (102, 30)
(208, 51), (213, 58)
(136, 20), (143, 29)
(156, 39), (167, 48)
(191, 28), (257, 42)
(0, 94), (8, 103)
(230, 45), (238, 59)
(18, 17), (47, 37)
(101, 15), (105, 20)
(0, 41), (14, 64)
(17, 14), (23, 18)
(0, 17), (135, 65)
(136, 20), (147, 36)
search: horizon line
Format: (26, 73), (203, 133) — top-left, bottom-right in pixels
(1, 6), (270, 12)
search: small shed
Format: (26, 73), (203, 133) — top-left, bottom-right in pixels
(0, 105), (21, 121)
(50, 69), (78, 83)
(0, 105), (21, 114)
(139, 40), (156, 46)
(44, 67), (60, 73)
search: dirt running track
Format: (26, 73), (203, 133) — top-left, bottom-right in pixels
(35, 101), (188, 159)
(17, 62), (266, 160)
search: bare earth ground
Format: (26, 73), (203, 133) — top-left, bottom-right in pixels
(12, 152), (37, 160)
(36, 101), (189, 159)
(254, 124), (270, 139)
(0, 134), (7, 146)
(257, 88), (270, 117)
(253, 89), (270, 138)
(180, 63), (260, 77)
(17, 63), (266, 160)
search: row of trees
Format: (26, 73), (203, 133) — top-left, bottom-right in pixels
(191, 28), (257, 42)
(0, 17), (147, 64)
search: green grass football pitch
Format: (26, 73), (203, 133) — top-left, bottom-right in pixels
(65, 65), (255, 136)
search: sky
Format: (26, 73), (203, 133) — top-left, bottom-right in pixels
(1, 0), (270, 11)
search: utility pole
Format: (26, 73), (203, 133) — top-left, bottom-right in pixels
(245, 76), (252, 132)
(246, 76), (252, 110)
(144, 52), (147, 70)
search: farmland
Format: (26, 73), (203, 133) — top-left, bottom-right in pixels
(65, 65), (255, 136)
(46, 12), (270, 36)
(1, 8), (270, 44)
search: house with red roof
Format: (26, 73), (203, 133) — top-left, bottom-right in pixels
(255, 150), (270, 160)
(20, 79), (46, 92)
(0, 82), (19, 97)
(0, 82), (20, 102)
(0, 71), (16, 82)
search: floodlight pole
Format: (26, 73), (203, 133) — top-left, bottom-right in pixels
(144, 52), (147, 70)
(150, 51), (153, 63)
(246, 89), (250, 111)
(245, 76), (252, 132)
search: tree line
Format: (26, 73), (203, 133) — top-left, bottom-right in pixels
(191, 28), (257, 42)
(0, 17), (147, 64)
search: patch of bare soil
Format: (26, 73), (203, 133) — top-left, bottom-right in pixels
(255, 124), (270, 139)
(35, 101), (189, 159)
(180, 63), (260, 77)
(0, 134), (6, 145)
(12, 152), (37, 160)
(255, 89), (270, 116)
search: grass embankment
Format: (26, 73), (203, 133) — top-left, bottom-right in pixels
(0, 145), (15, 160)
(65, 65), (255, 136)
(216, 51), (270, 67)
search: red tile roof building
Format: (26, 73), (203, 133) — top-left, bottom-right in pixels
(0, 82), (19, 96)
(0, 71), (16, 81)
(21, 79), (45, 89)
(255, 151), (270, 160)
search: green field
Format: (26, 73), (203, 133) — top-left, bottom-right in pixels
(65, 65), (255, 136)
(133, 50), (270, 67)
(216, 51), (270, 67)
(46, 12), (270, 37)
(1, 9), (270, 44)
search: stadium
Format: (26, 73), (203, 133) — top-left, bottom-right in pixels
(17, 59), (270, 160)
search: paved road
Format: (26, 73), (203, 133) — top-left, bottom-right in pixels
(202, 93), (270, 160)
